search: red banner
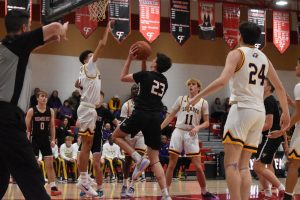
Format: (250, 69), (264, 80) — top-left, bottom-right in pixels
(273, 11), (290, 54)
(139, 0), (160, 43)
(223, 4), (240, 49)
(198, 1), (215, 40)
(5, 0), (32, 21)
(75, 6), (98, 39)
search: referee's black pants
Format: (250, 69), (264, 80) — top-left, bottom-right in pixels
(0, 102), (50, 200)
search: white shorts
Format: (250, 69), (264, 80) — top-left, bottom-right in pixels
(169, 128), (200, 157)
(223, 104), (265, 153)
(125, 132), (146, 154)
(289, 126), (300, 160)
(77, 104), (97, 136)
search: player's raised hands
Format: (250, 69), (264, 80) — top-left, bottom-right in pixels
(128, 44), (138, 60)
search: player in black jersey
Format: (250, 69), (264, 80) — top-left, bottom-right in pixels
(26, 91), (62, 196)
(0, 10), (67, 200)
(112, 45), (172, 200)
(253, 78), (286, 199)
(79, 91), (119, 198)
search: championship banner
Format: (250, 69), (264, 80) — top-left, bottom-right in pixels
(75, 6), (98, 39)
(223, 4), (240, 49)
(198, 1), (215, 40)
(297, 12), (300, 44)
(248, 9), (266, 50)
(139, 0), (160, 43)
(108, 0), (131, 43)
(273, 11), (290, 54)
(5, 0), (32, 21)
(170, 0), (191, 46)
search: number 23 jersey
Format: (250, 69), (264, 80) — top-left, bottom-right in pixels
(230, 47), (269, 112)
(133, 71), (168, 112)
(173, 96), (209, 130)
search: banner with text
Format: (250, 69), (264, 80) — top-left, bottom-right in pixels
(223, 4), (240, 49)
(75, 6), (98, 39)
(108, 0), (131, 43)
(5, 0), (32, 21)
(273, 11), (290, 54)
(198, 1), (215, 40)
(170, 0), (191, 46)
(139, 0), (160, 43)
(248, 9), (266, 50)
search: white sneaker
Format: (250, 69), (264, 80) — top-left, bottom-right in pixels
(132, 158), (150, 180)
(88, 176), (97, 187)
(120, 185), (127, 198)
(76, 182), (98, 197)
(126, 186), (135, 198)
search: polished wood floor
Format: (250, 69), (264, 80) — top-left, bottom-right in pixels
(3, 178), (300, 199)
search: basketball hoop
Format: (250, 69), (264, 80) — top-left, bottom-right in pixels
(88, 0), (109, 21)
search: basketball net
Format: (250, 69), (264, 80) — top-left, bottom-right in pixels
(88, 0), (109, 21)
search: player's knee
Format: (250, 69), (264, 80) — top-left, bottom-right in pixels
(225, 162), (239, 170)
(253, 161), (263, 172)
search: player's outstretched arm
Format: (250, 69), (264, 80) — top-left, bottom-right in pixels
(42, 22), (68, 43)
(92, 20), (112, 63)
(120, 45), (138, 82)
(189, 50), (240, 105)
(267, 61), (290, 132)
(50, 108), (56, 147)
(161, 97), (181, 129)
(161, 108), (178, 130)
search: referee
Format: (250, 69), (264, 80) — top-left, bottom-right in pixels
(0, 10), (68, 200)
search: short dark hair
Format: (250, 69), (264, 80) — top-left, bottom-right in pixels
(265, 78), (275, 93)
(5, 10), (29, 33)
(239, 22), (261, 45)
(100, 91), (104, 97)
(156, 53), (172, 73)
(79, 50), (93, 64)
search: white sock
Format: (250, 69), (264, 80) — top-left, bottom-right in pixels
(278, 183), (285, 191)
(162, 188), (169, 197)
(50, 182), (56, 188)
(123, 178), (128, 187)
(131, 151), (142, 163)
(80, 172), (89, 185)
(201, 187), (207, 195)
(130, 179), (135, 188)
(265, 188), (272, 197)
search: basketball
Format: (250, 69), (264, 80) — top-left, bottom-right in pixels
(130, 41), (152, 60)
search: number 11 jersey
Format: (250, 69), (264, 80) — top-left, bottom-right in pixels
(230, 47), (269, 112)
(173, 96), (209, 131)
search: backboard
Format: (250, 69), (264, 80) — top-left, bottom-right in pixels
(41, 0), (94, 24)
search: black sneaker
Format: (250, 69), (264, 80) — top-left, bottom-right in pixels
(202, 192), (219, 200)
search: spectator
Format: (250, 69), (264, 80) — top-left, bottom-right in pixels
(59, 100), (73, 123)
(68, 90), (81, 118)
(223, 97), (230, 112)
(101, 135), (123, 181)
(47, 90), (62, 116)
(159, 135), (169, 168)
(30, 87), (40, 108)
(102, 123), (112, 144)
(210, 97), (225, 121)
(51, 141), (59, 176)
(56, 118), (72, 147)
(60, 136), (77, 182)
